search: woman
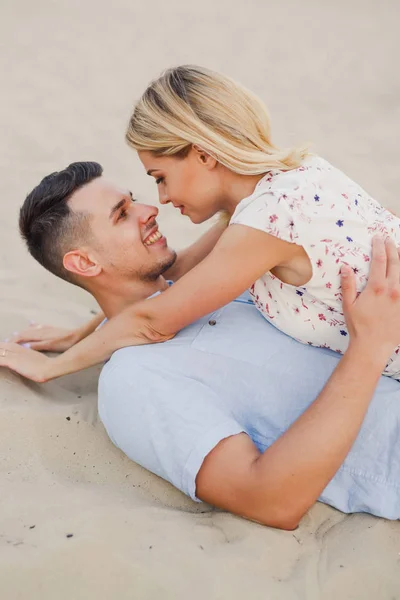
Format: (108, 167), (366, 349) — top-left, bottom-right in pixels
(7, 65), (400, 378)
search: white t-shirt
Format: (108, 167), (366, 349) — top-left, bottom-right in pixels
(230, 155), (400, 377)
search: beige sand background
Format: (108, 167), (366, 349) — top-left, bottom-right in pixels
(1, 0), (399, 598)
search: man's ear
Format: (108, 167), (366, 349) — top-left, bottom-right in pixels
(192, 144), (217, 170)
(63, 250), (102, 279)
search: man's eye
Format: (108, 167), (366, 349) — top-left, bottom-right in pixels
(156, 177), (164, 185)
(118, 209), (127, 220)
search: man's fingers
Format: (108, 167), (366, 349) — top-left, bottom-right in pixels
(10, 327), (51, 344)
(12, 333), (41, 344)
(341, 265), (357, 314)
(368, 236), (387, 289)
(29, 341), (52, 351)
(385, 238), (400, 290)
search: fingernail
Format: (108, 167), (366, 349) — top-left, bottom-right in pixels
(21, 343), (31, 348)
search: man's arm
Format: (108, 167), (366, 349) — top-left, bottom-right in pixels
(196, 344), (382, 529)
(0, 222), (296, 381)
(7, 311), (105, 352)
(197, 237), (400, 529)
(163, 213), (229, 281)
(11, 217), (228, 351)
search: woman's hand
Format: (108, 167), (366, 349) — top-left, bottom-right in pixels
(0, 313), (106, 382)
(0, 342), (55, 382)
(6, 323), (79, 352)
(341, 235), (400, 368)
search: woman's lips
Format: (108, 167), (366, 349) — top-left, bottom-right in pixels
(172, 203), (185, 215)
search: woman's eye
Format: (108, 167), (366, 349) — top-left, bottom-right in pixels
(156, 177), (164, 185)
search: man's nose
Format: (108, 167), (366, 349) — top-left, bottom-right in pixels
(137, 203), (159, 224)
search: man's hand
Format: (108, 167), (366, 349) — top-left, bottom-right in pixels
(341, 235), (400, 368)
(0, 342), (54, 382)
(197, 235), (400, 529)
(6, 324), (78, 352)
(4, 312), (105, 357)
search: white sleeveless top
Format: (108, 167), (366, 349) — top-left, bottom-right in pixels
(230, 155), (400, 378)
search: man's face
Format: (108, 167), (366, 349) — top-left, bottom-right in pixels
(68, 177), (176, 282)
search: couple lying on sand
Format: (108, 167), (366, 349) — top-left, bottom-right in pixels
(2, 66), (400, 530)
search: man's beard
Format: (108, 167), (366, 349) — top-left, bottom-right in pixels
(140, 249), (177, 282)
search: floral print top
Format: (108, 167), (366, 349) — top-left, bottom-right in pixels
(230, 154), (400, 378)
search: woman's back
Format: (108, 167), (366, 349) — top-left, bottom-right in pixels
(230, 155), (400, 362)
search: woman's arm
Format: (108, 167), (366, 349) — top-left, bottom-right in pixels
(48, 225), (297, 378)
(0, 225), (298, 381)
(140, 224), (299, 337)
(163, 212), (229, 281)
(197, 236), (400, 529)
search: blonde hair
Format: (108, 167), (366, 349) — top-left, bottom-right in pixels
(126, 65), (308, 175)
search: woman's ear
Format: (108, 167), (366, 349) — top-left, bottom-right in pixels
(192, 144), (217, 169)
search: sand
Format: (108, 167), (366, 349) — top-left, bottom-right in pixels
(0, 0), (399, 598)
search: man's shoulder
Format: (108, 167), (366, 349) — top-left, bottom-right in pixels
(99, 342), (193, 389)
(100, 346), (156, 378)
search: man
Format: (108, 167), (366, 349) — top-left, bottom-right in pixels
(2, 162), (400, 530)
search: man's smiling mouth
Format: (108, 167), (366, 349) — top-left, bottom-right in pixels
(143, 229), (163, 246)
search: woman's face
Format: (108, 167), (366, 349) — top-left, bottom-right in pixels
(138, 147), (225, 224)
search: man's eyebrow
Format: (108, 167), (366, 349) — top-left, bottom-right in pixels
(109, 199), (126, 219)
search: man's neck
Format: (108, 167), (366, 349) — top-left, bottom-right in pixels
(92, 276), (169, 319)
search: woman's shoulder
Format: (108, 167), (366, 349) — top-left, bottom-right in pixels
(231, 155), (330, 218)
(255, 154), (333, 192)
(230, 154), (353, 234)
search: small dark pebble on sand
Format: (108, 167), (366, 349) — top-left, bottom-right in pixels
(66, 534), (73, 538)
(66, 417), (71, 421)
(90, 310), (98, 315)
(77, 396), (81, 399)
(29, 525), (36, 529)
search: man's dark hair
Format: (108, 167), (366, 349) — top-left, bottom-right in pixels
(19, 161), (103, 286)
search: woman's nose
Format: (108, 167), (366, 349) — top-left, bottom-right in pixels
(159, 189), (170, 205)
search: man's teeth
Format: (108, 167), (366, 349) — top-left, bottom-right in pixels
(144, 230), (162, 246)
